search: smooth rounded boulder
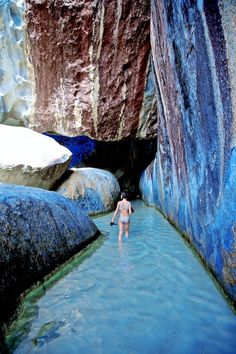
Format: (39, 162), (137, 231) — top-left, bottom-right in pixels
(0, 183), (99, 327)
(0, 125), (72, 189)
(56, 168), (120, 215)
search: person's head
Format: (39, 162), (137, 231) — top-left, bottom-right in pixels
(121, 191), (127, 200)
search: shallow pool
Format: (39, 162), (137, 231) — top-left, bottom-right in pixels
(6, 201), (236, 353)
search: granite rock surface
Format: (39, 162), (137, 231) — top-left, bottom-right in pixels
(0, 0), (34, 127)
(0, 125), (72, 189)
(0, 183), (99, 327)
(48, 133), (157, 197)
(0, 0), (156, 140)
(140, 0), (236, 304)
(56, 167), (120, 215)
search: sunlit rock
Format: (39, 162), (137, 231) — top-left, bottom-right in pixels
(1, 0), (156, 140)
(0, 183), (99, 326)
(2, 0), (155, 140)
(25, 0), (155, 140)
(0, 0), (34, 127)
(0, 125), (72, 189)
(56, 168), (120, 215)
(142, 0), (236, 304)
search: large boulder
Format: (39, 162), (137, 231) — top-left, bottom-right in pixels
(144, 0), (236, 304)
(0, 0), (156, 140)
(56, 168), (120, 215)
(0, 183), (99, 327)
(48, 134), (157, 197)
(0, 125), (72, 189)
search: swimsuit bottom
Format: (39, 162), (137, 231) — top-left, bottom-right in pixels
(120, 215), (130, 224)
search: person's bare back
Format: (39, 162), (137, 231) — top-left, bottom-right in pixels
(111, 192), (132, 241)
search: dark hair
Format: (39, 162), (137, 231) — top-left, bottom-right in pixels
(121, 191), (127, 199)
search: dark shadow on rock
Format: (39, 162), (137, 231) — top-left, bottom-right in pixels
(49, 135), (157, 198)
(82, 138), (157, 198)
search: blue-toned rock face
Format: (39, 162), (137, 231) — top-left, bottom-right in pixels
(56, 168), (120, 216)
(0, 183), (99, 326)
(140, 0), (236, 304)
(44, 134), (96, 168)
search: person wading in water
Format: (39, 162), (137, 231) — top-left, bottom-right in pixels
(111, 191), (133, 241)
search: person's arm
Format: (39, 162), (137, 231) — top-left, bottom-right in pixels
(111, 202), (119, 223)
(128, 202), (132, 215)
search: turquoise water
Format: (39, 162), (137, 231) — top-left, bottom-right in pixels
(7, 201), (236, 353)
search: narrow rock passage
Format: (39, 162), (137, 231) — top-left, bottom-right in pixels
(7, 201), (236, 354)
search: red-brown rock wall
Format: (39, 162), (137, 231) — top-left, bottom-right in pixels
(26, 0), (156, 140)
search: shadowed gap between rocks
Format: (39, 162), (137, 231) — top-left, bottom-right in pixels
(47, 134), (157, 198)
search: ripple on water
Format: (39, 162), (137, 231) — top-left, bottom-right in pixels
(6, 201), (236, 354)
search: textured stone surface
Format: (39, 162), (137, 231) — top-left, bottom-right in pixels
(0, 0), (156, 140)
(56, 167), (120, 215)
(0, 0), (34, 127)
(219, 0), (236, 141)
(49, 134), (157, 197)
(44, 134), (96, 168)
(141, 0), (236, 304)
(21, 0), (155, 140)
(0, 183), (99, 326)
(0, 125), (72, 189)
(139, 159), (156, 208)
